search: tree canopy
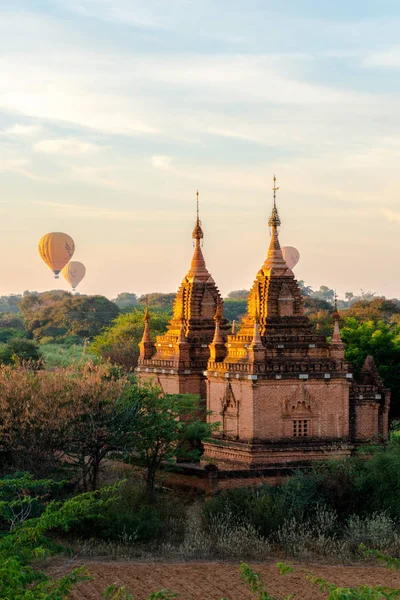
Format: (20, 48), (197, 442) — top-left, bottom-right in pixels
(90, 308), (169, 370)
(20, 292), (119, 342)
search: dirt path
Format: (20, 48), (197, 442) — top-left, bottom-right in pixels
(47, 559), (400, 599)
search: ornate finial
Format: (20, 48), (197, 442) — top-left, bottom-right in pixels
(268, 175), (281, 228)
(332, 290), (341, 322)
(232, 320), (236, 335)
(144, 295), (150, 322)
(192, 190), (204, 242)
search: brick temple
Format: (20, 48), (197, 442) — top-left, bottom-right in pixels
(136, 181), (390, 471)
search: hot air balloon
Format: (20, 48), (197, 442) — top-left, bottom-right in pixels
(38, 232), (75, 279)
(62, 261), (86, 291)
(282, 246), (300, 270)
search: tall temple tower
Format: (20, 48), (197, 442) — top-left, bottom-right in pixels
(202, 177), (389, 469)
(136, 193), (229, 402)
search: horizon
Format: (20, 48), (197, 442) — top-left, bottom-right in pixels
(1, 1), (400, 299)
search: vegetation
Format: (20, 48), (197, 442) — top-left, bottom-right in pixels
(117, 382), (216, 500)
(90, 309), (169, 370)
(19, 291), (119, 342)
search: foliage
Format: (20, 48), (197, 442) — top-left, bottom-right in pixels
(341, 317), (400, 415)
(0, 472), (65, 532)
(0, 363), (129, 487)
(20, 292), (120, 342)
(223, 299), (247, 322)
(0, 294), (23, 314)
(226, 289), (249, 300)
(204, 485), (284, 538)
(112, 293), (138, 309)
(0, 337), (41, 366)
(40, 342), (97, 369)
(0, 477), (124, 600)
(90, 309), (169, 370)
(138, 293), (176, 313)
(0, 312), (27, 344)
(311, 285), (335, 304)
(343, 299), (400, 324)
(298, 280), (313, 296)
(117, 382), (217, 501)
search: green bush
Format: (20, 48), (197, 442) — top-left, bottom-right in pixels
(203, 485), (284, 538)
(73, 481), (183, 544)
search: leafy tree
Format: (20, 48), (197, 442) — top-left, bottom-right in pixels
(116, 382), (217, 501)
(0, 338), (41, 366)
(343, 299), (400, 324)
(298, 280), (313, 297)
(20, 292), (119, 342)
(223, 299), (247, 322)
(341, 318), (400, 416)
(311, 285), (335, 304)
(227, 289), (249, 300)
(112, 292), (138, 310)
(90, 309), (169, 370)
(0, 294), (23, 314)
(138, 293), (176, 313)
(0, 313), (27, 343)
(0, 363), (129, 486)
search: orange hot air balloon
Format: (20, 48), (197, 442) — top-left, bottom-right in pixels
(62, 261), (86, 291)
(282, 246), (300, 270)
(38, 232), (75, 279)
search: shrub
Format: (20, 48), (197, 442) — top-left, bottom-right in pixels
(345, 513), (399, 551)
(203, 485), (284, 538)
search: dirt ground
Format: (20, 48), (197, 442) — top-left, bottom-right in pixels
(47, 559), (400, 599)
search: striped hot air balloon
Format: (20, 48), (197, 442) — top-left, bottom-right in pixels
(38, 232), (75, 279)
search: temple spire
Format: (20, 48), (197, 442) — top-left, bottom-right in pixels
(192, 190), (204, 244)
(209, 304), (226, 362)
(332, 292), (343, 344)
(212, 306), (224, 344)
(142, 295), (151, 343)
(261, 175), (290, 275)
(187, 190), (211, 280)
(139, 295), (155, 359)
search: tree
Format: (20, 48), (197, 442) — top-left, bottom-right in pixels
(0, 338), (41, 366)
(0, 294), (23, 314)
(341, 317), (400, 416)
(116, 382), (217, 501)
(0, 363), (129, 487)
(20, 292), (120, 342)
(227, 290), (249, 300)
(298, 280), (313, 297)
(311, 285), (335, 304)
(138, 293), (176, 313)
(112, 293), (138, 310)
(90, 309), (169, 370)
(342, 298), (400, 324)
(223, 299), (247, 322)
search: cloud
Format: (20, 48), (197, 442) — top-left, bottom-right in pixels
(0, 156), (51, 182)
(33, 137), (107, 156)
(58, 0), (164, 28)
(31, 199), (187, 221)
(364, 48), (400, 67)
(151, 155), (173, 170)
(3, 123), (42, 137)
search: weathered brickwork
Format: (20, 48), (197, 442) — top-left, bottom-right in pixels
(136, 182), (390, 471)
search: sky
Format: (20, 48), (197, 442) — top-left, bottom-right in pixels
(1, 1), (400, 300)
